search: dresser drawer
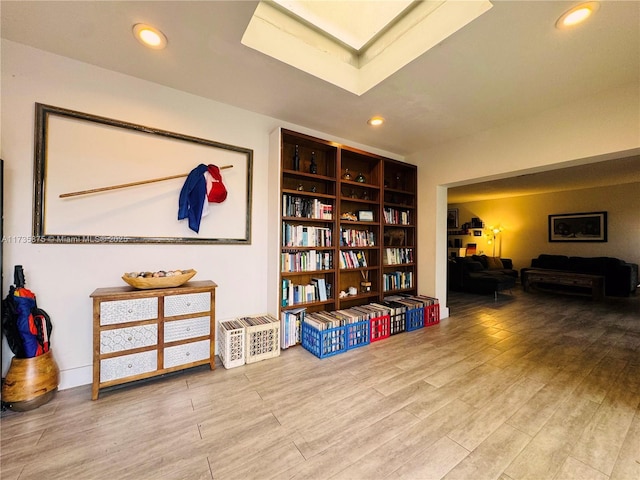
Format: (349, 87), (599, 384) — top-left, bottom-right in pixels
(100, 324), (158, 354)
(100, 297), (158, 326)
(100, 350), (157, 382)
(164, 292), (210, 317)
(164, 316), (210, 343)
(163, 339), (210, 368)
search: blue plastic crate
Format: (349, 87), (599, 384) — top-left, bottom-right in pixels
(302, 322), (346, 359)
(406, 307), (425, 331)
(346, 319), (370, 350)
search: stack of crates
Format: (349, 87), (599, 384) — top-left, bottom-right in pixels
(384, 299), (407, 335)
(384, 295), (424, 331)
(298, 296), (439, 360)
(410, 294), (440, 327)
(301, 314), (347, 359)
(217, 319), (246, 369)
(360, 303), (391, 342)
(238, 315), (280, 364)
(343, 318), (370, 351)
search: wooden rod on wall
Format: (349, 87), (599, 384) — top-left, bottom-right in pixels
(59, 165), (233, 198)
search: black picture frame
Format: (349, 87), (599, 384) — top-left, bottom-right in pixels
(33, 103), (253, 244)
(548, 211), (607, 242)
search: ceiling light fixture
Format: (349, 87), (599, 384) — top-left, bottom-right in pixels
(133, 23), (167, 49)
(556, 2), (599, 29)
(367, 116), (384, 126)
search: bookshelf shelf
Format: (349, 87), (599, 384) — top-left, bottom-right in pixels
(276, 129), (418, 345)
(282, 216), (334, 223)
(281, 269), (336, 277)
(281, 299), (336, 310)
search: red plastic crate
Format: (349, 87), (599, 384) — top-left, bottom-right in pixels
(370, 314), (391, 342)
(425, 303), (440, 327)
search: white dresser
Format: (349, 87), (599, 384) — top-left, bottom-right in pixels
(90, 280), (217, 400)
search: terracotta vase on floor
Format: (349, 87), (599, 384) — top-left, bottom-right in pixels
(2, 349), (60, 411)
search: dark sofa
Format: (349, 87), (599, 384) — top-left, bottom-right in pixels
(449, 255), (518, 296)
(522, 254), (638, 297)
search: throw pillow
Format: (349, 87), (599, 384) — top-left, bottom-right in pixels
(486, 256), (504, 270)
(472, 254), (489, 269)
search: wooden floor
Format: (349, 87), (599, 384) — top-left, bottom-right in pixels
(2, 288), (639, 480)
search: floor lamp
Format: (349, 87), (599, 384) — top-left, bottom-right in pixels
(487, 226), (502, 257)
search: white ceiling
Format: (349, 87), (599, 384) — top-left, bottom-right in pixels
(2, 0), (639, 199)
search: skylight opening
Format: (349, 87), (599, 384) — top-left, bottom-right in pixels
(242, 0), (493, 96)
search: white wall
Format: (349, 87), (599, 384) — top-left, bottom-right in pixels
(0, 41), (401, 389)
(449, 182), (640, 272)
(409, 83), (640, 312)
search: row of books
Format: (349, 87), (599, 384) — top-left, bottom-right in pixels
(384, 294), (438, 310)
(383, 207), (411, 225)
(298, 297), (439, 357)
(339, 250), (368, 269)
(282, 194), (333, 220)
(281, 250), (332, 272)
(281, 277), (331, 306)
(237, 315), (276, 327)
(282, 224), (332, 247)
(383, 247), (414, 265)
(281, 307), (305, 349)
(383, 270), (413, 291)
(340, 228), (376, 247)
(304, 302), (392, 330)
(303, 303), (391, 354)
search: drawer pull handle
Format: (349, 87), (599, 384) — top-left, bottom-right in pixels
(186, 352), (190, 356)
(187, 302), (191, 306)
(186, 327), (191, 331)
(128, 337), (133, 341)
(128, 309), (133, 313)
(128, 364), (133, 369)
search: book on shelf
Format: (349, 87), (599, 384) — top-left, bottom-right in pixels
(282, 224), (332, 247)
(383, 207), (410, 225)
(340, 228), (376, 247)
(312, 277), (328, 302)
(383, 248), (413, 265)
(282, 194), (333, 220)
(281, 307), (305, 348)
(383, 270), (413, 291)
(282, 278), (331, 306)
(281, 250), (332, 272)
(339, 250), (368, 269)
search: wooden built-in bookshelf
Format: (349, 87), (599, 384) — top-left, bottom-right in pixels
(276, 129), (418, 343)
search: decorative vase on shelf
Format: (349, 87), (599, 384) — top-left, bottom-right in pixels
(309, 151), (317, 174)
(293, 144), (300, 171)
(355, 172), (366, 183)
(342, 168), (352, 180)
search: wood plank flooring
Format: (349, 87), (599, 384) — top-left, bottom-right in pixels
(2, 288), (639, 480)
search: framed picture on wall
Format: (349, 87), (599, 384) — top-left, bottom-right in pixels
(548, 211), (607, 242)
(33, 103), (253, 244)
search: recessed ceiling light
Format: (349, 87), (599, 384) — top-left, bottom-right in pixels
(133, 23), (167, 49)
(367, 116), (384, 126)
(556, 2), (599, 29)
